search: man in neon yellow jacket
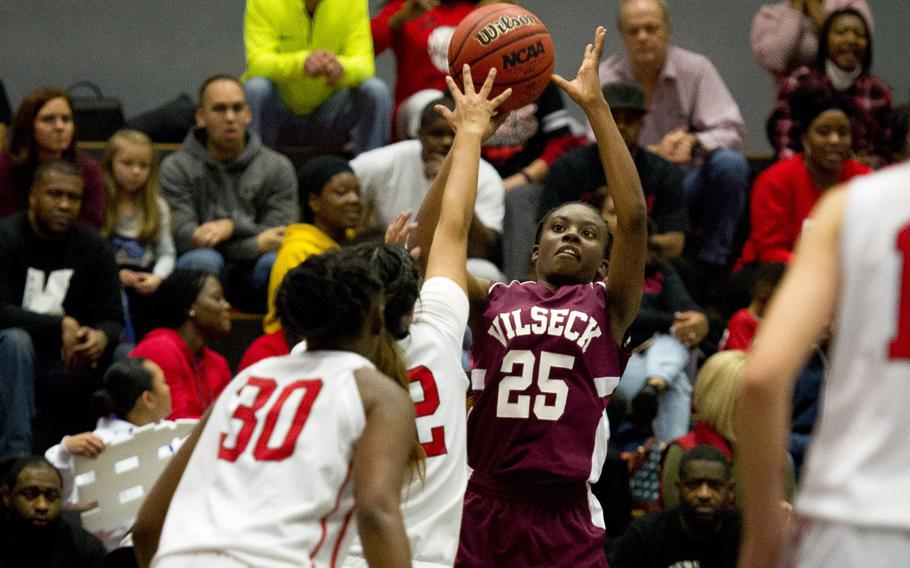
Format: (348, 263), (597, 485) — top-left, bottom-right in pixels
(242, 0), (392, 154)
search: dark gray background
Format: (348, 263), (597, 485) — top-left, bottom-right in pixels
(1, 1), (906, 152)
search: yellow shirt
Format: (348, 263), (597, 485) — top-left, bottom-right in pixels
(264, 223), (338, 332)
(242, 0), (376, 114)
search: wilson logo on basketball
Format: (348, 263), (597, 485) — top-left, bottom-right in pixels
(502, 41), (546, 69)
(474, 14), (540, 46)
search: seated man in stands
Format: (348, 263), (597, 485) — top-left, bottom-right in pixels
(0, 456), (106, 566)
(160, 75), (298, 313)
(0, 161), (123, 458)
(242, 0), (391, 154)
(602, 0), (749, 298)
(351, 96), (504, 278)
(610, 445), (740, 568)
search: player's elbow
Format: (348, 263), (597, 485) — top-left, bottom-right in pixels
(356, 498), (401, 539)
(737, 363), (780, 404)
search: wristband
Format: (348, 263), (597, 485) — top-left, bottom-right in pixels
(519, 169), (533, 184)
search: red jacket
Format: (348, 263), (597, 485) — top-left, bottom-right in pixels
(736, 155), (869, 270)
(131, 328), (231, 419)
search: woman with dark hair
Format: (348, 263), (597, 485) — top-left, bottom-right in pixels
(768, 8), (893, 168)
(0, 87), (106, 226)
(134, 250), (417, 568)
(263, 155), (361, 333)
(740, 97), (870, 269)
(130, 270), (232, 419)
(44, 357), (172, 550)
(751, 0), (873, 84)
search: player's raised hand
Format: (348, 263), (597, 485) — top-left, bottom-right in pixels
(553, 26), (607, 109)
(438, 65), (511, 139)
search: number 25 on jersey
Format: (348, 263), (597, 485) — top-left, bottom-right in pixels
(497, 350), (574, 421)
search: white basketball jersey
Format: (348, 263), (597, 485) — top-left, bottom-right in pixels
(347, 277), (470, 567)
(796, 163), (910, 529)
(152, 351), (372, 568)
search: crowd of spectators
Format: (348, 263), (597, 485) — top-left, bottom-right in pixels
(0, 0), (907, 564)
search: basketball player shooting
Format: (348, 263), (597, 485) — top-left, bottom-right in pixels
(417, 26), (648, 567)
(737, 164), (910, 568)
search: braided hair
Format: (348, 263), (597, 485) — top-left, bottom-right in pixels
(276, 250), (384, 344)
(344, 243), (421, 340)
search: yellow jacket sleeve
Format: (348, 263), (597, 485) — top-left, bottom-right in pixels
(244, 0), (309, 82)
(335, 0), (375, 87)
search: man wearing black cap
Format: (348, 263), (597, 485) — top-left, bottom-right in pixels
(496, 82), (690, 283)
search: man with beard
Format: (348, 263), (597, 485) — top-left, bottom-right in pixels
(0, 456), (105, 567)
(610, 445), (740, 568)
(0, 161), (122, 456)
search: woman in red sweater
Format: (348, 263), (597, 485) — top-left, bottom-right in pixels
(737, 99), (869, 270)
(130, 269), (232, 419)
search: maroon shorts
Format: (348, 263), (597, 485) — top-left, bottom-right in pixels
(455, 471), (608, 568)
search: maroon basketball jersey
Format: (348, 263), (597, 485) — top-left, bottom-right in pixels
(468, 281), (621, 484)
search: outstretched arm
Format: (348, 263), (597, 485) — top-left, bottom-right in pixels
(736, 187), (845, 568)
(553, 27), (647, 342)
(428, 66), (512, 294)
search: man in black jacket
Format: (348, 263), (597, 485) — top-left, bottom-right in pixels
(610, 445), (740, 568)
(1, 456), (106, 567)
(0, 161), (122, 458)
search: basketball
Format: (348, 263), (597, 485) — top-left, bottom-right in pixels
(447, 4), (554, 112)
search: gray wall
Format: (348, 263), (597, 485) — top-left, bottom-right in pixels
(2, 1), (907, 152)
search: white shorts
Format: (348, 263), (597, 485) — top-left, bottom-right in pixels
(784, 516), (910, 568)
(153, 552), (250, 568)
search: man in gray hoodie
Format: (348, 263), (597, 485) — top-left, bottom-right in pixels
(160, 74), (298, 313)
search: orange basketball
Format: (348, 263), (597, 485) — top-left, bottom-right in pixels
(447, 4), (554, 112)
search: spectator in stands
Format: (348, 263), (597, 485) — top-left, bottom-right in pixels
(526, 82), (688, 282)
(242, 0), (392, 154)
(740, 99), (869, 269)
(264, 155), (361, 333)
(0, 161), (123, 459)
(720, 262), (786, 351)
(615, 213), (707, 443)
(130, 270), (231, 420)
(44, 357), (172, 551)
(371, 0), (476, 113)
(160, 75), (297, 313)
(660, 350), (796, 508)
(351, 96), (504, 278)
(751, 0), (872, 88)
(0, 87), (105, 228)
(0, 456), (106, 567)
(601, 0), (749, 293)
(768, 8), (892, 168)
(610, 445), (740, 568)
(101, 130), (175, 341)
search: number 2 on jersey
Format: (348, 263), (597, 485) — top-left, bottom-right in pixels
(409, 366), (447, 457)
(497, 350), (574, 420)
(218, 377), (323, 462)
